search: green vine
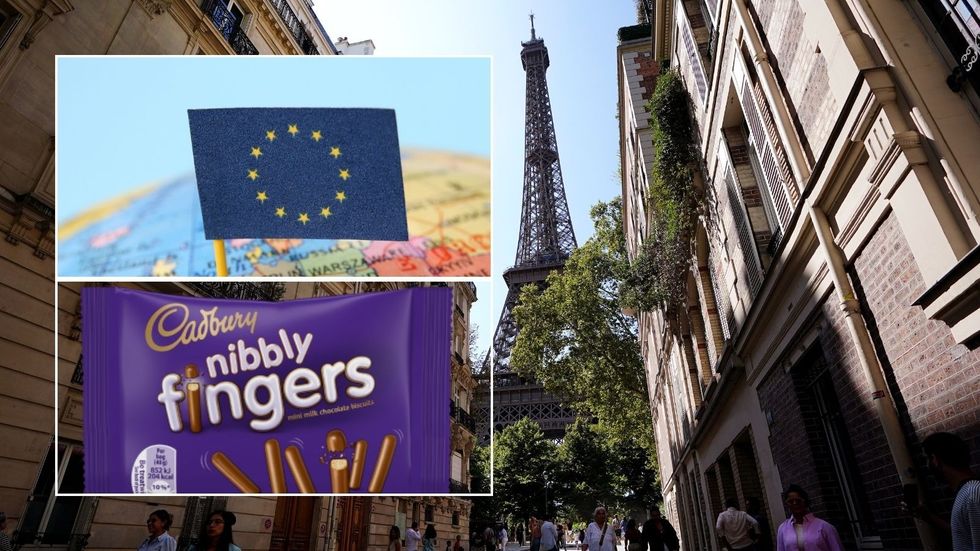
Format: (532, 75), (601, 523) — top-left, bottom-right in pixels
(621, 70), (701, 313)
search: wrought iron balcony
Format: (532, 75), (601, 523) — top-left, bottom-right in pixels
(184, 282), (284, 301)
(458, 408), (476, 433)
(267, 0), (320, 55)
(449, 400), (477, 433)
(766, 226), (783, 257)
(200, 0), (258, 55)
(449, 479), (469, 493)
(71, 355), (84, 385)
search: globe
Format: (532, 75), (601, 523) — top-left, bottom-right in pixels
(58, 150), (490, 277)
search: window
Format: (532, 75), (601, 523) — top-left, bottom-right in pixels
(810, 369), (877, 544)
(918, 0), (980, 92)
(451, 451), (463, 482)
(0, 0), (22, 51)
(16, 442), (85, 546)
(452, 512), (460, 526)
(424, 505), (434, 523)
(793, 347), (878, 547)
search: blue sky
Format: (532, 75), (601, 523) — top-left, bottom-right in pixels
(56, 56), (490, 221)
(312, 0), (639, 345)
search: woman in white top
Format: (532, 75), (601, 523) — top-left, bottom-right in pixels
(137, 509), (176, 551)
(582, 507), (617, 551)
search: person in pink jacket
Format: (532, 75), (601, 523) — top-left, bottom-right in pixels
(775, 485), (845, 551)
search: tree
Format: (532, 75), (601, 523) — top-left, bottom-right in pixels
(510, 198), (653, 453)
(468, 444), (499, 541)
(493, 418), (559, 523)
(554, 419), (661, 521)
(555, 419), (620, 521)
(469, 444), (492, 494)
(469, 322), (484, 365)
(614, 432), (662, 509)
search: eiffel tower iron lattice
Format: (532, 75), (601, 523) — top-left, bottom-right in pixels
(475, 16), (578, 442)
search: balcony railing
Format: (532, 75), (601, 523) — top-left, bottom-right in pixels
(200, 0), (258, 55)
(267, 0), (320, 55)
(185, 282), (284, 301)
(71, 355), (84, 385)
(449, 400), (477, 433)
(449, 479), (469, 493)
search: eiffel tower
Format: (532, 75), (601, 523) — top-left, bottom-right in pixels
(475, 16), (578, 442)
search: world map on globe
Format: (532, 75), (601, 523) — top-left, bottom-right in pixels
(58, 150), (490, 277)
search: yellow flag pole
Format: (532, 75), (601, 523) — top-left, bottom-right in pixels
(213, 240), (229, 277)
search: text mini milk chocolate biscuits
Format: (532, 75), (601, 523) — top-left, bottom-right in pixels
(82, 287), (450, 493)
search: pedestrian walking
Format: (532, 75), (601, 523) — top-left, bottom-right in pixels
(530, 516), (542, 551)
(556, 522), (565, 550)
(746, 498), (772, 551)
(454, 535), (464, 551)
(539, 515), (559, 551)
(424, 524), (437, 551)
(189, 510), (241, 551)
(716, 498), (760, 551)
(499, 526), (508, 550)
(612, 517), (622, 542)
(138, 509), (177, 551)
(0, 512), (11, 551)
(624, 517), (643, 551)
(641, 507), (679, 551)
(774, 485), (844, 551)
(907, 432), (980, 551)
(518, 524), (526, 548)
(582, 506), (617, 551)
(483, 525), (497, 551)
(388, 526), (402, 551)
(407, 522), (423, 551)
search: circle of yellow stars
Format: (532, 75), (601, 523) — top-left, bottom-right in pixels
(246, 123), (351, 225)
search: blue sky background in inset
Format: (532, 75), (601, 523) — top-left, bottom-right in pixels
(57, 56), (490, 222)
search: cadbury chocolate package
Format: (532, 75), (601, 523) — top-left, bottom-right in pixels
(82, 286), (450, 493)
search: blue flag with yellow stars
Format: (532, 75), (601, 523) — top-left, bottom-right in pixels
(188, 108), (408, 241)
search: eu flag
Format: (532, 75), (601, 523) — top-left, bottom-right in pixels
(188, 108), (408, 241)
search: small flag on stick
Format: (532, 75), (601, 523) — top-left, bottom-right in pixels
(188, 108), (409, 243)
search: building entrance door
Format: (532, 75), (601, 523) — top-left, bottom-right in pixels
(336, 497), (370, 551)
(270, 497), (317, 551)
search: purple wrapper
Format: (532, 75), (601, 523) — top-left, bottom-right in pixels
(82, 287), (451, 493)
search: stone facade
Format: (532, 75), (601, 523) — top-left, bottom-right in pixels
(623, 0), (980, 549)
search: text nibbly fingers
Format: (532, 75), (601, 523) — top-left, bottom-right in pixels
(83, 286), (451, 493)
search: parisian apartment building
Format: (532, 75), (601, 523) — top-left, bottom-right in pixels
(619, 0), (980, 550)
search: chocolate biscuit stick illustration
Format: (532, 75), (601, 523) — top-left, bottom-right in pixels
(264, 439), (287, 493)
(367, 434), (397, 492)
(212, 452), (260, 492)
(284, 445), (316, 493)
(185, 364), (202, 433)
(326, 430), (350, 493)
(349, 440), (368, 489)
